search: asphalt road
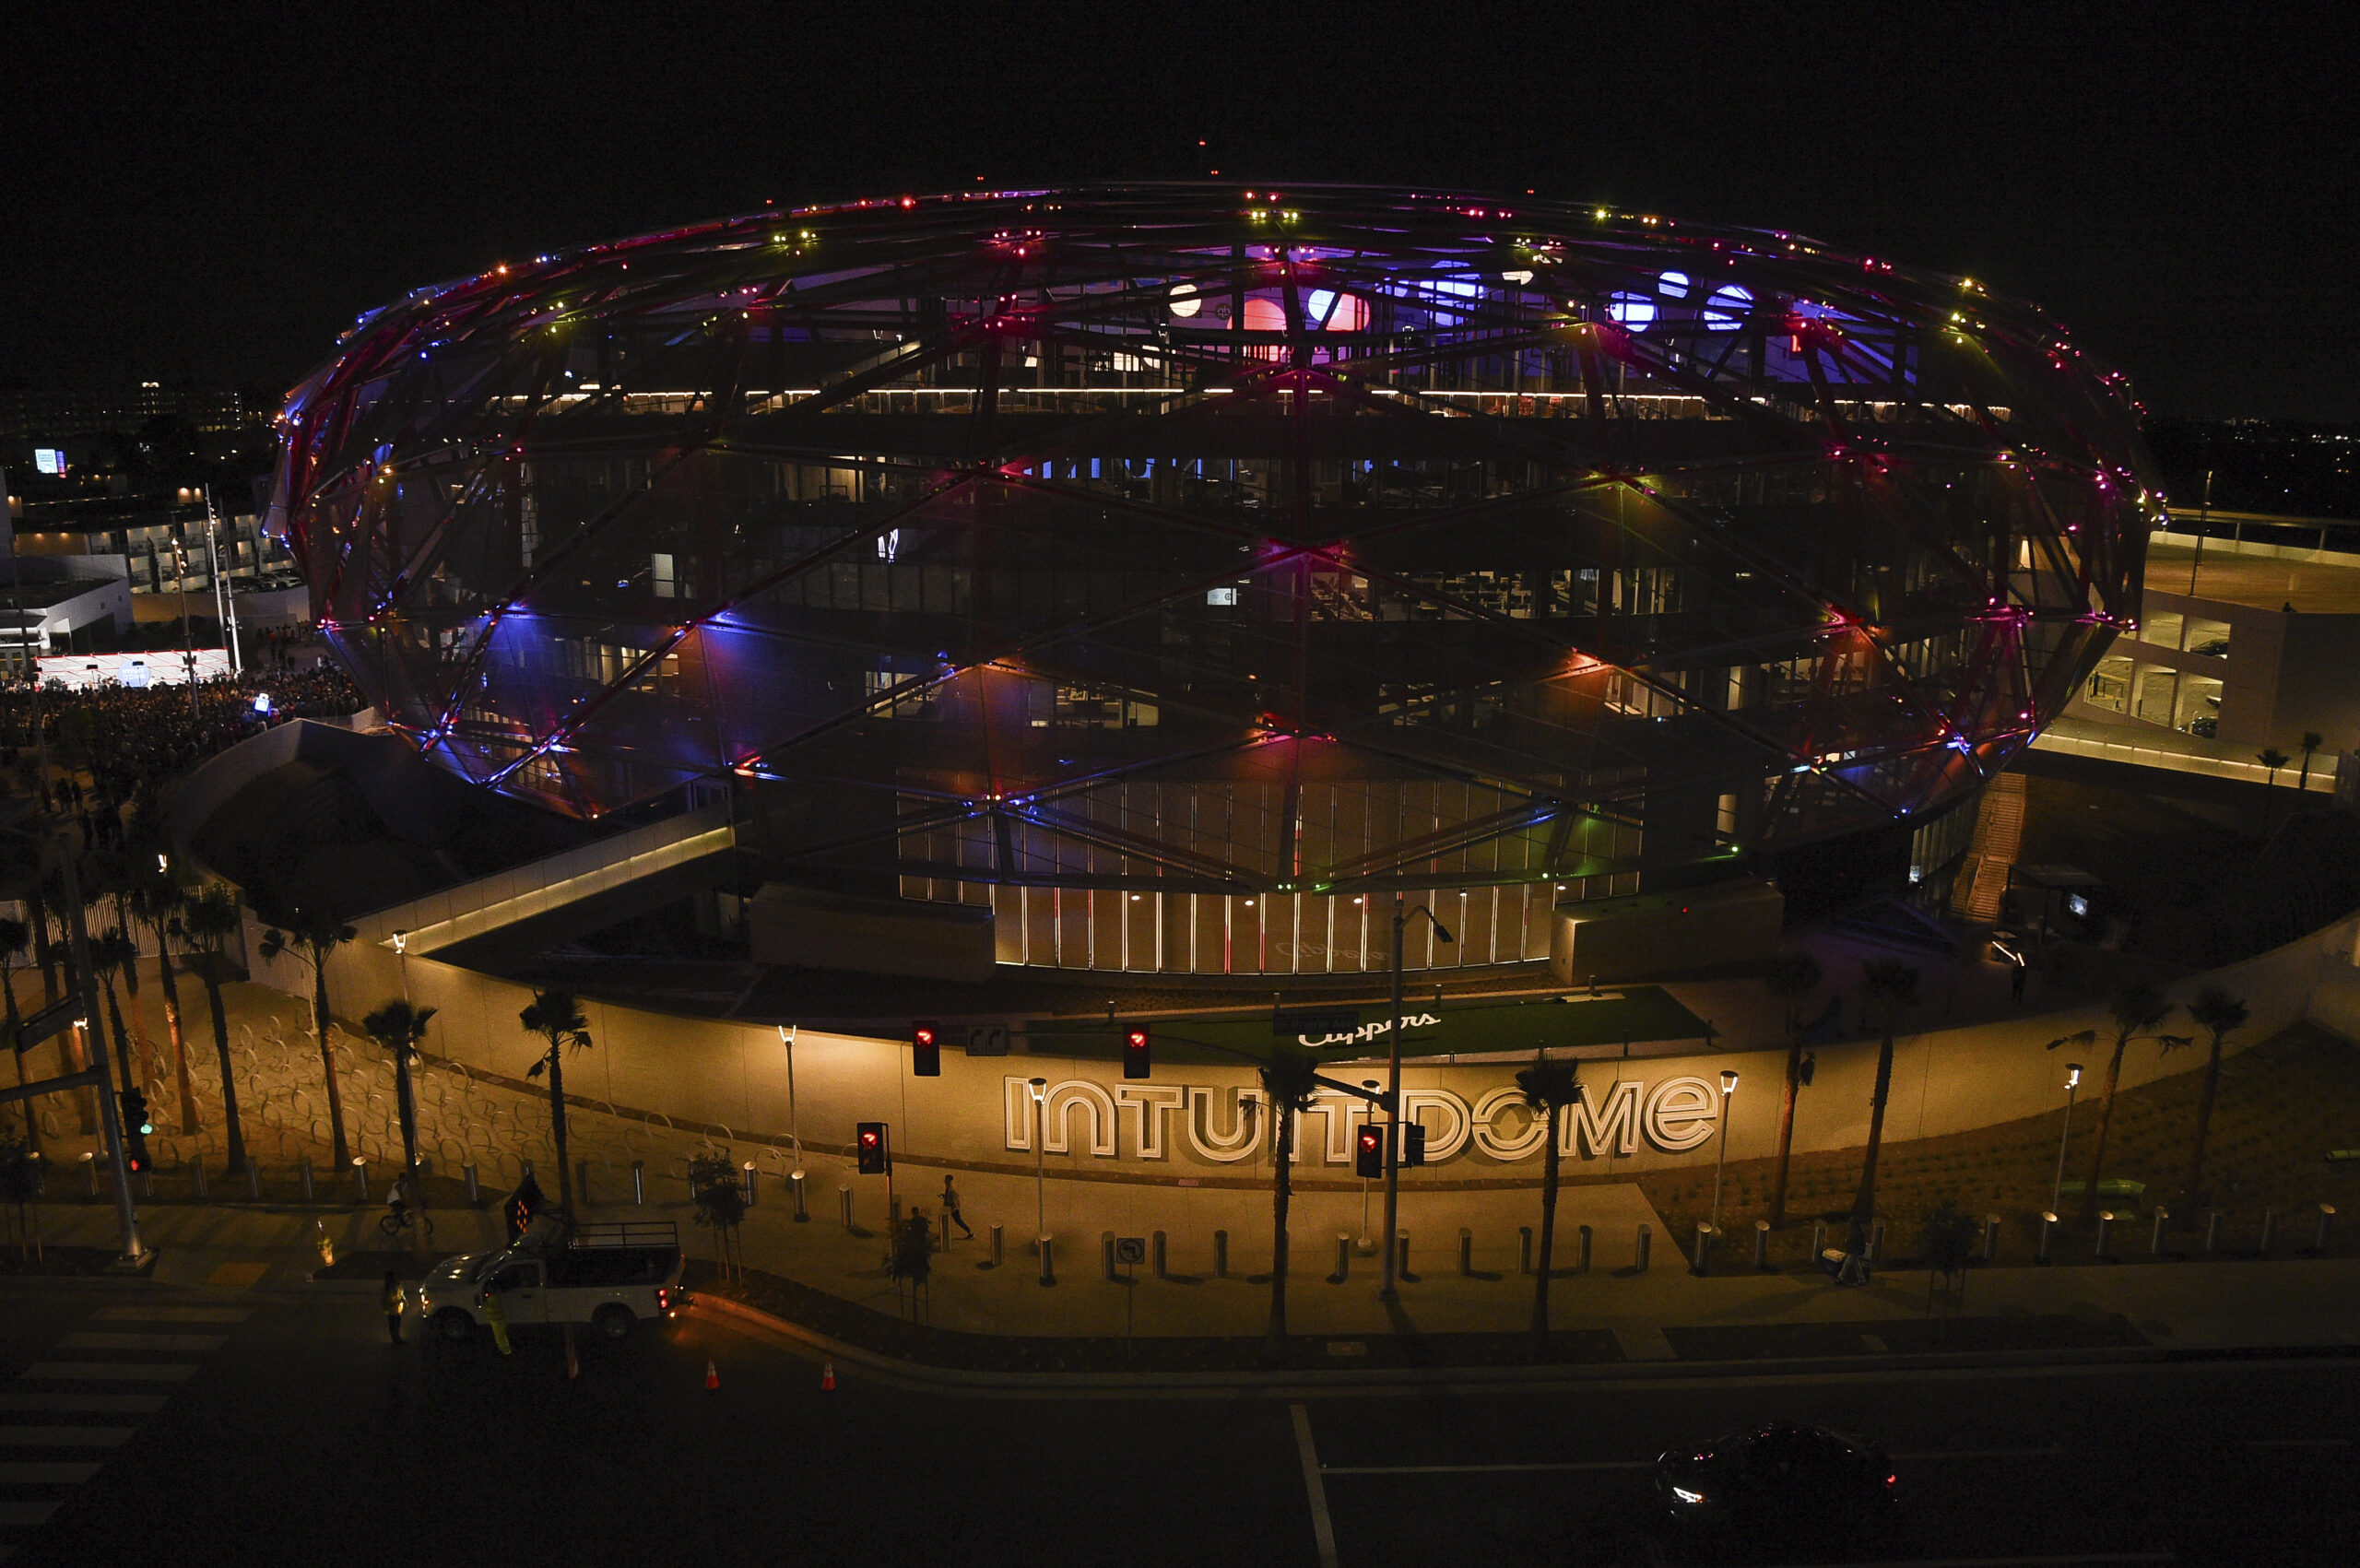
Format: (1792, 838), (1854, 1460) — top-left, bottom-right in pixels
(2, 1275), (2354, 1566)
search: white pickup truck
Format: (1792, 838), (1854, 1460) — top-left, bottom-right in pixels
(419, 1220), (688, 1342)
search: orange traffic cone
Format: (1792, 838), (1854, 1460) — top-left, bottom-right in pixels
(820, 1362), (836, 1392)
(704, 1357), (720, 1393)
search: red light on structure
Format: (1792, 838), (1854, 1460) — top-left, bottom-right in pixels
(1123, 1024), (1150, 1079)
(913, 1020), (940, 1077)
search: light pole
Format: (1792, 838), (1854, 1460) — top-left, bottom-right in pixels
(778, 1024), (801, 1175)
(1382, 893), (1453, 1302)
(1710, 1068), (1740, 1232)
(1358, 1079), (1379, 1251)
(1029, 1076), (1049, 1248)
(2051, 1063), (2083, 1218)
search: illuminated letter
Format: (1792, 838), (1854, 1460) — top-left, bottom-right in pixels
(1116, 1084), (1186, 1160)
(1187, 1085), (1261, 1163)
(1470, 1086), (1548, 1161)
(1644, 1076), (1719, 1152)
(1565, 1079), (1642, 1158)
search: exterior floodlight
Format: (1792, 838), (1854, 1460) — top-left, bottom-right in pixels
(1719, 1070), (1740, 1093)
(2065, 1063), (2083, 1088)
(392, 930), (407, 955)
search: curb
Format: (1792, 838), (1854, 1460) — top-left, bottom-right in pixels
(687, 1291), (2360, 1398)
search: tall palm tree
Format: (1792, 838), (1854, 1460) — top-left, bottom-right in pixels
(1763, 950), (1824, 1229)
(518, 989), (593, 1214)
(2296, 732), (2325, 793)
(0, 915), (35, 1153)
(2257, 748), (2290, 788)
(2047, 982), (2187, 1225)
(180, 888), (249, 1181)
(362, 999), (437, 1244)
(257, 907), (358, 1166)
(1848, 960), (1921, 1254)
(88, 928), (143, 1102)
(1257, 1044), (1322, 1350)
(127, 860), (195, 1133)
(2177, 987), (2248, 1216)
(1515, 1052), (1581, 1354)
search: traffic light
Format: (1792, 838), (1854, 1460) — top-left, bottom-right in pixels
(1122, 1023), (1150, 1079)
(1401, 1122), (1427, 1168)
(856, 1121), (890, 1174)
(912, 1020), (939, 1077)
(119, 1089), (152, 1173)
(1355, 1124), (1383, 1179)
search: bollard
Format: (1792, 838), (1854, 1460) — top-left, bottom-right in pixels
(1811, 1219), (1827, 1260)
(1103, 1231), (1117, 1282)
(463, 1162), (480, 1205)
(299, 1158), (314, 1202)
(741, 1161), (757, 1208)
(790, 1170), (808, 1221)
(2151, 1207), (2170, 1256)
(1152, 1230), (1168, 1279)
(989, 1221), (1004, 1267)
(2205, 1209), (2224, 1253)
(1518, 1225), (1534, 1276)
(81, 1152), (96, 1199)
(1634, 1223), (1652, 1271)
(631, 1160), (646, 1206)
(941, 1210), (951, 1252)
(191, 1161), (207, 1200)
(1213, 1228), (1229, 1278)
(1983, 1214), (2001, 1263)
(1575, 1223), (1593, 1275)
(2315, 1204), (2336, 1254)
(1039, 1234), (1056, 1286)
(1330, 1232), (1350, 1285)
(839, 1184), (853, 1229)
(1457, 1227), (1473, 1277)
(1692, 1222), (1715, 1276)
(2260, 1208), (2278, 1256)
(1753, 1219), (1770, 1270)
(2094, 1210), (2114, 1260)
(351, 1158), (369, 1205)
(245, 1157), (261, 1198)
(1868, 1219), (1886, 1263)
(890, 1195), (903, 1230)
(2037, 1210), (2057, 1263)
(1397, 1231), (1416, 1283)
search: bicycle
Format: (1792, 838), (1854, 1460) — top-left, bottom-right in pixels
(378, 1200), (435, 1244)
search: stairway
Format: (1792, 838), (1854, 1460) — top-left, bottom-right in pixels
(1956, 773), (2028, 922)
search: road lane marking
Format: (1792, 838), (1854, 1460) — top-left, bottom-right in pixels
(1291, 1405), (1339, 1568)
(0, 1395), (166, 1414)
(56, 1334), (227, 1353)
(91, 1307), (251, 1324)
(1324, 1460), (1650, 1474)
(18, 1364), (196, 1382)
(0, 1461), (101, 1484)
(0, 1428), (135, 1447)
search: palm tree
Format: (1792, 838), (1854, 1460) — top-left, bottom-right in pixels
(361, 999), (437, 1218)
(2257, 747), (2291, 788)
(0, 916), (35, 1153)
(2177, 987), (2249, 1216)
(256, 907), (358, 1166)
(88, 928), (142, 1102)
(1257, 1043), (1322, 1350)
(1762, 950), (1824, 1229)
(2047, 982), (2188, 1225)
(1848, 959), (1921, 1254)
(2296, 732), (2325, 793)
(180, 888), (250, 1181)
(127, 862), (195, 1134)
(1515, 1052), (1581, 1354)
(518, 989), (593, 1214)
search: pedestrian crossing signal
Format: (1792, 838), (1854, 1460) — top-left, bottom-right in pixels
(1122, 1024), (1150, 1079)
(1355, 1124), (1383, 1179)
(912, 1020), (939, 1077)
(1402, 1122), (1427, 1168)
(119, 1089), (152, 1172)
(856, 1122), (890, 1174)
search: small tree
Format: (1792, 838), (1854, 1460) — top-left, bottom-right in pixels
(519, 990), (593, 1215)
(361, 999), (436, 1238)
(2046, 982), (2189, 1225)
(256, 907), (358, 1166)
(688, 1151), (746, 1280)
(2177, 986), (2249, 1215)
(1848, 960), (1921, 1254)
(1258, 1044), (1323, 1350)
(886, 1208), (934, 1319)
(0, 1138), (40, 1262)
(0, 916), (35, 1154)
(2257, 747), (2291, 788)
(2296, 732), (2325, 793)
(1918, 1201), (1977, 1314)
(1763, 950), (1824, 1229)
(1514, 1052), (1580, 1355)
(180, 888), (250, 1182)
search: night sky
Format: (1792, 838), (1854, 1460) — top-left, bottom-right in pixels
(6, 3), (2351, 419)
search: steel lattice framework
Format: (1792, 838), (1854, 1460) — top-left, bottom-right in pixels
(274, 183), (2154, 949)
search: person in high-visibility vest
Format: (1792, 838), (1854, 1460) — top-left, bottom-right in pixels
(381, 1271), (407, 1344)
(483, 1285), (513, 1356)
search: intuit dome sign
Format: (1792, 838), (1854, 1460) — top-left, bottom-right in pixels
(1001, 1073), (1724, 1168)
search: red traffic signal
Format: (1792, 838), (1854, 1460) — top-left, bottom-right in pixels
(1355, 1124), (1383, 1179)
(1122, 1024), (1150, 1079)
(856, 1121), (890, 1174)
(912, 1020), (940, 1077)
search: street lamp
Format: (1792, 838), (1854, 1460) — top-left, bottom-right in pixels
(1710, 1069), (1740, 1232)
(1359, 1079), (1380, 1252)
(1029, 1076), (1050, 1249)
(1382, 893), (1453, 1302)
(2051, 1063), (2083, 1218)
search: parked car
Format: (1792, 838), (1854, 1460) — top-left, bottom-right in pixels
(1653, 1421), (1899, 1560)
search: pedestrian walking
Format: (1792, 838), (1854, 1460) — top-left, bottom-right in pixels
(382, 1271), (407, 1343)
(484, 1285), (513, 1356)
(2009, 960), (2028, 1004)
(941, 1174), (973, 1239)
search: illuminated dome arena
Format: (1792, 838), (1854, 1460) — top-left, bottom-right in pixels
(273, 183), (2157, 976)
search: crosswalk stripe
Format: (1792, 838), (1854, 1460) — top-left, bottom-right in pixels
(0, 1428), (135, 1447)
(19, 1364), (196, 1382)
(57, 1334), (227, 1353)
(91, 1307), (251, 1325)
(0, 1394), (166, 1414)
(0, 1500), (60, 1527)
(0, 1461), (101, 1484)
